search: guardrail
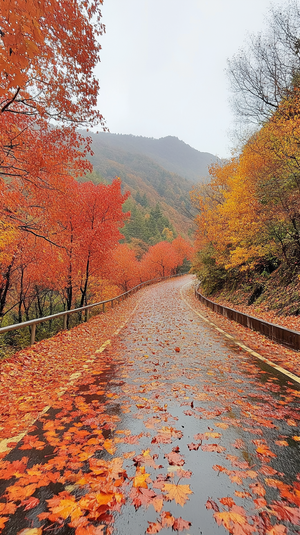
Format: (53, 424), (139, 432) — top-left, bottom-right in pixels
(0, 273), (187, 346)
(195, 285), (300, 351)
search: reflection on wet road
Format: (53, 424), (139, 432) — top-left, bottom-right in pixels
(0, 276), (299, 535)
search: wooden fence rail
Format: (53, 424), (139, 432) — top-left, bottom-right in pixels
(195, 285), (300, 351)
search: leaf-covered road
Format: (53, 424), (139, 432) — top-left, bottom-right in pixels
(0, 276), (299, 535)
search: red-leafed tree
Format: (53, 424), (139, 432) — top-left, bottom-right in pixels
(49, 179), (130, 312)
(0, 0), (105, 125)
(76, 180), (130, 307)
(171, 236), (194, 265)
(107, 244), (140, 293)
(141, 241), (179, 279)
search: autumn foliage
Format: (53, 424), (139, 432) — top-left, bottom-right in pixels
(0, 1), (192, 339)
(192, 85), (300, 294)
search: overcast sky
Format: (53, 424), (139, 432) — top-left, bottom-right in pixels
(95, 0), (277, 158)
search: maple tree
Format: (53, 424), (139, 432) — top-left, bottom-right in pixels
(0, 179), (130, 325)
(107, 244), (139, 293)
(0, 0), (105, 209)
(0, 0), (105, 125)
(141, 241), (179, 279)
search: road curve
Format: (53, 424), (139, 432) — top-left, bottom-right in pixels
(0, 275), (299, 535)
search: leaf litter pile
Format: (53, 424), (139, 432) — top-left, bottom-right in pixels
(0, 276), (299, 535)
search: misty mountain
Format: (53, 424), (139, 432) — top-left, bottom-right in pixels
(87, 132), (218, 183)
(79, 132), (218, 239)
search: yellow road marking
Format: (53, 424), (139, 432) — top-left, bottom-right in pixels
(180, 281), (300, 385)
(0, 291), (143, 455)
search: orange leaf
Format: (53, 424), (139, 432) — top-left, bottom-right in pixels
(162, 483), (192, 506)
(133, 466), (150, 489)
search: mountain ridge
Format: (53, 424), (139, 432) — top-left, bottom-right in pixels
(79, 132), (218, 240)
(87, 132), (218, 184)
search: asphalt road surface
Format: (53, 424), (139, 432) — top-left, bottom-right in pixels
(0, 276), (299, 535)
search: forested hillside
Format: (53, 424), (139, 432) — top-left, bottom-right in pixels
(85, 132), (218, 183)
(192, 1), (300, 319)
(79, 132), (206, 240)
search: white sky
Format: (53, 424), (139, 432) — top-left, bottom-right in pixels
(95, 0), (276, 158)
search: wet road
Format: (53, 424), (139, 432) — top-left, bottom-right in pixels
(0, 276), (299, 535)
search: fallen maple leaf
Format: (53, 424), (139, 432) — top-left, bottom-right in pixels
(260, 466), (278, 476)
(146, 521), (162, 533)
(133, 449), (159, 469)
(165, 451), (185, 466)
(6, 483), (37, 502)
(206, 498), (220, 512)
(235, 491), (252, 499)
(0, 502), (17, 515)
(254, 497), (267, 509)
(0, 458), (28, 480)
(133, 466), (150, 489)
(176, 469), (192, 479)
(47, 492), (83, 522)
(152, 496), (164, 513)
(286, 419), (297, 426)
(249, 482), (266, 497)
(232, 439), (245, 449)
(266, 525), (287, 535)
(103, 439), (116, 455)
(193, 433), (205, 441)
(270, 501), (300, 524)
(173, 517), (192, 531)
(160, 511), (174, 528)
(21, 497), (40, 510)
(205, 432), (222, 439)
(187, 442), (200, 450)
(214, 505), (255, 535)
(212, 464), (227, 473)
(215, 422), (229, 429)
(163, 482), (192, 506)
(256, 445), (276, 458)
(220, 497), (236, 508)
(130, 487), (157, 509)
(201, 444), (226, 453)
(275, 440), (288, 447)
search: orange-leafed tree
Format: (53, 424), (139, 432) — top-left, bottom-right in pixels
(142, 241), (179, 279)
(191, 158), (236, 269)
(76, 180), (130, 306)
(0, 124), (93, 251)
(107, 244), (140, 293)
(0, 0), (105, 213)
(0, 0), (105, 126)
(171, 236), (194, 266)
(49, 179), (129, 312)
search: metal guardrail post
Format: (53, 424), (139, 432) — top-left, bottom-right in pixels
(30, 324), (36, 346)
(102, 303), (105, 313)
(63, 314), (67, 330)
(86, 309), (89, 322)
